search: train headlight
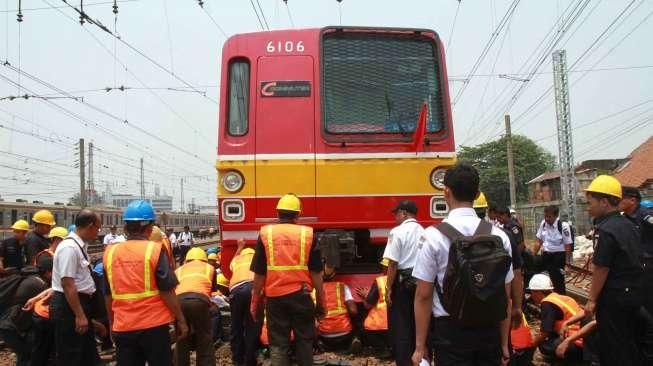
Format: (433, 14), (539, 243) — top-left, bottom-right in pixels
(430, 168), (447, 190)
(221, 171), (244, 193)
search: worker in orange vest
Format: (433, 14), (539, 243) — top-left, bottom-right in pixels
(316, 265), (361, 354)
(32, 226), (67, 266)
(250, 194), (326, 366)
(103, 200), (188, 365)
(359, 258), (390, 353)
(229, 239), (260, 366)
(175, 247), (217, 366)
(510, 313), (534, 366)
(527, 273), (584, 362)
(150, 225), (176, 270)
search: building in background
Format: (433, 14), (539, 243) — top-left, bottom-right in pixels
(614, 136), (653, 200)
(108, 192), (173, 212)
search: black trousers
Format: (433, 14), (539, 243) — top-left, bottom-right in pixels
(0, 327), (30, 366)
(230, 282), (261, 366)
(50, 291), (99, 366)
(266, 289), (315, 366)
(642, 258), (653, 316)
(597, 287), (643, 366)
(389, 281), (416, 366)
(30, 314), (55, 366)
(113, 324), (171, 366)
(176, 298), (214, 366)
(178, 246), (191, 265)
(542, 251), (566, 294)
(432, 317), (502, 366)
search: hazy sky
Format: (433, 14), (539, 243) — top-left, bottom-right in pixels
(0, 0), (651, 208)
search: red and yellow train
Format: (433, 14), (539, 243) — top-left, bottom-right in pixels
(217, 27), (455, 288)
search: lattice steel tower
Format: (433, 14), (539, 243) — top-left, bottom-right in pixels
(552, 50), (576, 223)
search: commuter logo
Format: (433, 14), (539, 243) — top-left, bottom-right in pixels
(260, 81), (311, 97)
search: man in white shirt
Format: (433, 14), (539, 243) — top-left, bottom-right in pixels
(383, 199), (425, 366)
(177, 226), (194, 265)
(412, 164), (514, 366)
(102, 225), (125, 245)
(51, 209), (102, 366)
(532, 205), (573, 294)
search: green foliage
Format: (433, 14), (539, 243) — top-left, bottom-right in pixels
(457, 135), (556, 207)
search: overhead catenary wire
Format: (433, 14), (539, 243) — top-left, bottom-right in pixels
(255, 0), (270, 30)
(0, 61), (214, 166)
(510, 4), (653, 133)
(447, 0), (462, 50)
(199, 1), (229, 39)
(56, 0), (217, 105)
(451, 0), (521, 107)
(249, 0), (266, 30)
(283, 0), (295, 27)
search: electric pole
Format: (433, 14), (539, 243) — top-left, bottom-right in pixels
(88, 142), (94, 205)
(79, 138), (86, 208)
(505, 115), (517, 209)
(553, 49), (577, 223)
(140, 158), (145, 199)
(180, 178), (185, 213)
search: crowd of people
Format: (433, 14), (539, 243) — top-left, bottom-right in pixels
(0, 162), (652, 366)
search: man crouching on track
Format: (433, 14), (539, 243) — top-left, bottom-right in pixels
(103, 200), (189, 365)
(249, 194), (326, 366)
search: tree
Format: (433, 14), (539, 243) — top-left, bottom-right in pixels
(457, 135), (555, 207)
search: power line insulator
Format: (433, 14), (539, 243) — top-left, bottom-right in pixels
(17, 0), (23, 22)
(198, 0), (204, 8)
(113, 0), (119, 15)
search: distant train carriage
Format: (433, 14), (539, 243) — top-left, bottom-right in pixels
(0, 201), (218, 240)
(217, 26), (456, 285)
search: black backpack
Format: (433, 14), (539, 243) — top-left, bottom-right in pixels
(435, 220), (511, 327)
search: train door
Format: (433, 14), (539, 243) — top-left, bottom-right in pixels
(255, 55), (316, 219)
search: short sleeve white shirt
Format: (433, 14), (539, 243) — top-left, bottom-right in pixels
(52, 232), (96, 295)
(168, 233), (178, 247)
(536, 218), (572, 253)
(382, 218), (425, 270)
(412, 207), (514, 317)
(178, 232), (194, 247)
(103, 233), (125, 245)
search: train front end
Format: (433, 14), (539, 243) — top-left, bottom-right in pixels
(217, 27), (455, 284)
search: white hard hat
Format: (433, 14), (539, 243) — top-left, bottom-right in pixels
(527, 273), (554, 291)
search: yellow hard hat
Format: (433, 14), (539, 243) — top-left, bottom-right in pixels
(149, 226), (163, 241)
(380, 258), (389, 267)
(207, 253), (218, 260)
(216, 273), (229, 287)
(33, 210), (55, 226)
(185, 247), (208, 262)
(48, 227), (68, 240)
(11, 219), (29, 231)
(276, 194), (301, 212)
(585, 175), (622, 199)
(473, 192), (488, 209)
(241, 248), (255, 255)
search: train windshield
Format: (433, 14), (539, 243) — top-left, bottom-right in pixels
(322, 31), (444, 140)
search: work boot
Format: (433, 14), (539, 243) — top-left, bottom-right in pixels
(349, 336), (362, 355)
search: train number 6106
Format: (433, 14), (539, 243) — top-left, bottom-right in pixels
(266, 41), (305, 53)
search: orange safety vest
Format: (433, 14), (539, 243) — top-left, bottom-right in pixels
(261, 224), (313, 298)
(175, 260), (215, 298)
(104, 240), (174, 332)
(511, 313), (534, 350)
(318, 282), (353, 335)
(542, 293), (583, 347)
(33, 297), (49, 319)
(33, 248), (54, 266)
(364, 276), (388, 331)
(229, 251), (255, 290)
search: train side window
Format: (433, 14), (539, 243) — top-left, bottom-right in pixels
(227, 60), (250, 136)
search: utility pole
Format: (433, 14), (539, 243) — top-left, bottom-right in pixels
(505, 115), (517, 209)
(87, 142), (94, 205)
(79, 138), (86, 208)
(180, 178), (185, 213)
(552, 49), (577, 224)
(140, 158), (145, 199)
